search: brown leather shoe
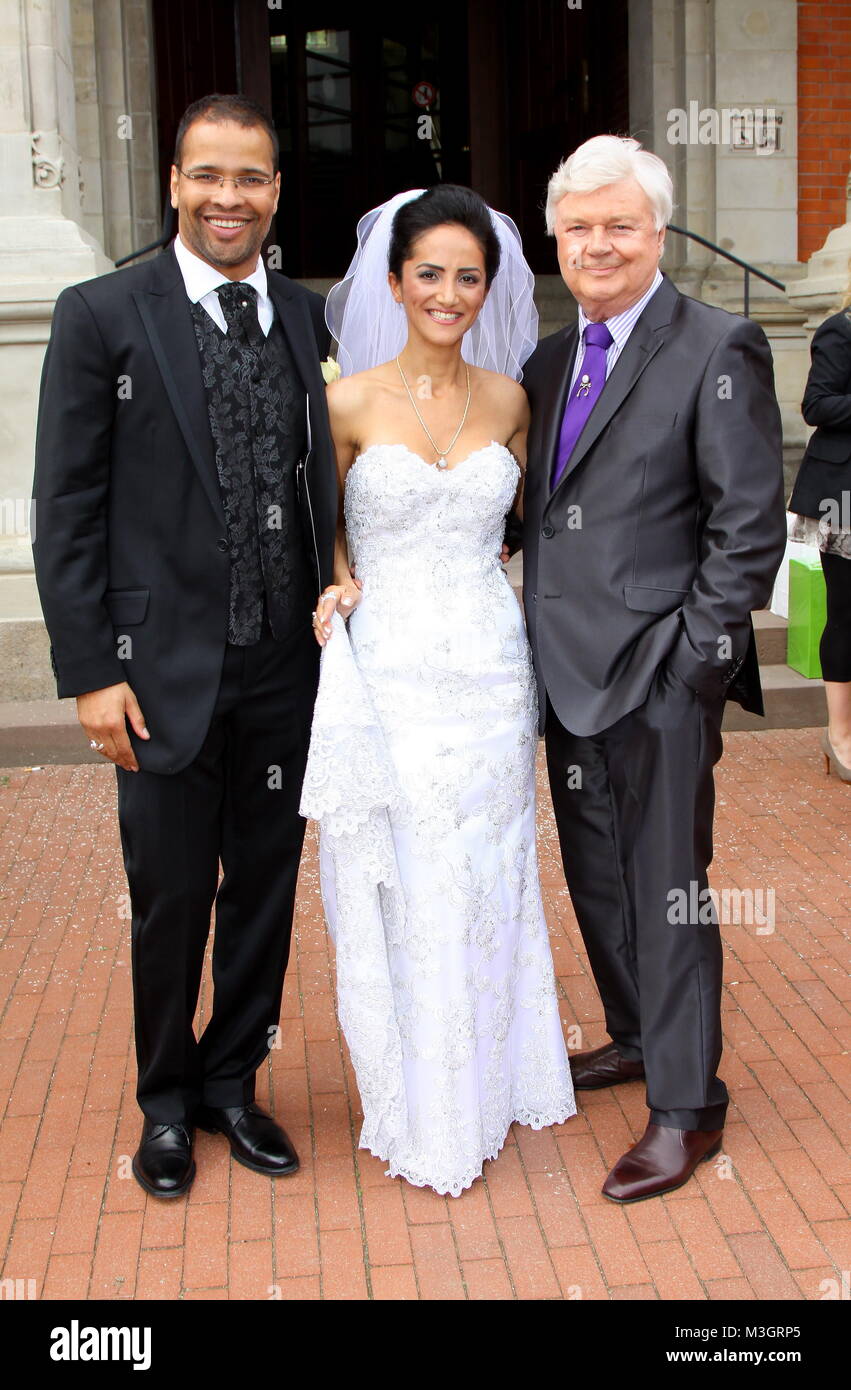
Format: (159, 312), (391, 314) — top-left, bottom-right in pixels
(569, 1042), (645, 1090)
(602, 1123), (724, 1202)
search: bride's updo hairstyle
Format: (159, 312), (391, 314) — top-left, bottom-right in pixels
(388, 184), (502, 289)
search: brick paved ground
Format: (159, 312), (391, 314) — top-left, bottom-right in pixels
(0, 726), (849, 1301)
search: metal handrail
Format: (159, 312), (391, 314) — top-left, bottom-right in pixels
(114, 236), (169, 267)
(114, 205), (174, 267)
(667, 223), (786, 317)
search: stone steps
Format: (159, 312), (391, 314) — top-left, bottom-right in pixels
(0, 609), (824, 767)
(722, 663), (825, 732)
(724, 610), (826, 731)
(752, 608), (788, 665)
(0, 698), (94, 768)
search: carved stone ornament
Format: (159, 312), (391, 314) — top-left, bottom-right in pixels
(31, 131), (64, 188)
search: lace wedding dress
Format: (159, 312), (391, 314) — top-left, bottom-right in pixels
(300, 441), (576, 1197)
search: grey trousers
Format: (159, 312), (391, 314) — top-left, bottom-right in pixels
(545, 662), (728, 1132)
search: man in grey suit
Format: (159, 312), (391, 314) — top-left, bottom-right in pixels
(521, 136), (786, 1201)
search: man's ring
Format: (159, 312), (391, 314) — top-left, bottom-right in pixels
(89, 739), (105, 751)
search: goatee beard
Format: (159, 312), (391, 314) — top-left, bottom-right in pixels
(188, 216), (263, 270)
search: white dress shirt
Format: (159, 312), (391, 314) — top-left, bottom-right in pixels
(173, 233), (274, 337)
(569, 266), (664, 392)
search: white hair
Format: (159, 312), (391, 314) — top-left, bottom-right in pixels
(545, 135), (673, 234)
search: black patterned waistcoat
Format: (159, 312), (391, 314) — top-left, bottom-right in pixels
(190, 283), (312, 645)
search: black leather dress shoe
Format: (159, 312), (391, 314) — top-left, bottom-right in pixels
(569, 1041), (646, 1090)
(195, 1102), (299, 1176)
(132, 1119), (195, 1198)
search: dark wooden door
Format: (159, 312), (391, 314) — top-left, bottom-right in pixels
(268, 4), (470, 277)
(505, 0), (630, 272)
(150, 0), (628, 278)
(152, 0), (239, 225)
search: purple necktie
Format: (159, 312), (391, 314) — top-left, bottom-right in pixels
(551, 320), (614, 489)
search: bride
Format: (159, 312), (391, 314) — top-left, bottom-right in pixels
(299, 185), (576, 1197)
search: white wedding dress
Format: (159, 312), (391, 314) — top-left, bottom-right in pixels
(300, 440), (576, 1197)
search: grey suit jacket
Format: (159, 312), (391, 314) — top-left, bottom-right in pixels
(521, 273), (787, 737)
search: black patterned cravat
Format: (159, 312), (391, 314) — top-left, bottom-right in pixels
(216, 280), (263, 348)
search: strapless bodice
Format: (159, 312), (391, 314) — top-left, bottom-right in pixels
(344, 441), (519, 592)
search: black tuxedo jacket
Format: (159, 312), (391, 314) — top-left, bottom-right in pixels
(32, 244), (337, 773)
(521, 273), (787, 737)
(789, 308), (851, 519)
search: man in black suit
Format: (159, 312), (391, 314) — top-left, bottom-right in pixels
(521, 136), (787, 1201)
(32, 95), (338, 1197)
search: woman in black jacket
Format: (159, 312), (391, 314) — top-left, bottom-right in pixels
(790, 304), (851, 782)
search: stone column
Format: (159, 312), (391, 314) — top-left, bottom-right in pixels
(0, 0), (115, 698)
(629, 0), (686, 273)
(711, 0), (797, 267)
(701, 0), (808, 473)
(93, 0), (159, 264)
(630, 0), (808, 479)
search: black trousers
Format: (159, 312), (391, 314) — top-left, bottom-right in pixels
(545, 663), (728, 1131)
(820, 550), (851, 682)
(116, 618), (319, 1124)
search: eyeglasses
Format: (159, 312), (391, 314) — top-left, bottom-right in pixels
(176, 167), (275, 195)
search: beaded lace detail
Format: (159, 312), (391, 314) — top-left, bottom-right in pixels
(300, 442), (576, 1197)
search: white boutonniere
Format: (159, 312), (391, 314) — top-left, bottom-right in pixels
(320, 356), (342, 384)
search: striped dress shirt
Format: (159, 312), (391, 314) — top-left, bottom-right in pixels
(568, 266), (664, 393)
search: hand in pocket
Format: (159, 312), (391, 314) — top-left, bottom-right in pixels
(641, 661), (697, 730)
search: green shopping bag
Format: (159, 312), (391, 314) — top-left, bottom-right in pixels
(787, 554), (826, 679)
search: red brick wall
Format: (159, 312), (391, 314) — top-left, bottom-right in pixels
(798, 0), (851, 261)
